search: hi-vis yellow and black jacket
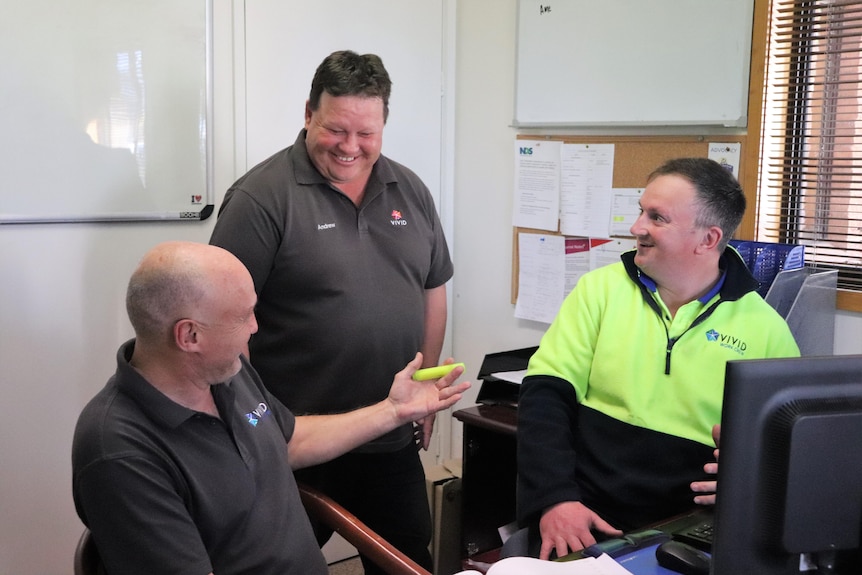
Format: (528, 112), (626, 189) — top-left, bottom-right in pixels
(516, 248), (800, 531)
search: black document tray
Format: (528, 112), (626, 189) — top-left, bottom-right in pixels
(475, 346), (538, 407)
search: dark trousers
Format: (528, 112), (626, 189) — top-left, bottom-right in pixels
(294, 443), (433, 575)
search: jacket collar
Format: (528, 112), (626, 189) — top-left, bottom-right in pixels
(621, 246), (759, 303)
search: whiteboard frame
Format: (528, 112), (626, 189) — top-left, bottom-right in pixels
(0, 0), (214, 225)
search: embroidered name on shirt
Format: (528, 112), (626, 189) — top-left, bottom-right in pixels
(245, 402), (271, 426)
(318, 223), (336, 230)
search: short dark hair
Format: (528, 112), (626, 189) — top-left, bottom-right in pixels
(648, 157), (746, 250)
(308, 50), (392, 122)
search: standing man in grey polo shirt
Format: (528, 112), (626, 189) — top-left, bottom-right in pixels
(209, 50), (452, 573)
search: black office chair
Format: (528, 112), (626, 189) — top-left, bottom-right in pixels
(73, 528), (105, 575)
(73, 483), (431, 575)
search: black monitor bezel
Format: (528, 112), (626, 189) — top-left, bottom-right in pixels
(711, 354), (862, 575)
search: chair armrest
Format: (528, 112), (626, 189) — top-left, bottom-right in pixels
(297, 482), (432, 575)
(74, 528), (106, 575)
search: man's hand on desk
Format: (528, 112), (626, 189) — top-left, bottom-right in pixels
(538, 501), (623, 561)
(691, 424), (720, 505)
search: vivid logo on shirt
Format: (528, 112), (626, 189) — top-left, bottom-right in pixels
(391, 209), (407, 227)
(706, 329), (747, 355)
(245, 402), (271, 427)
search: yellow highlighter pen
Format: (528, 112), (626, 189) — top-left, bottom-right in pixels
(412, 363), (465, 381)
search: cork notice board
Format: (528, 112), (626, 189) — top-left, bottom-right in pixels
(511, 135), (747, 302)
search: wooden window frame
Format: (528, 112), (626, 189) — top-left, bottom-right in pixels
(745, 0), (862, 312)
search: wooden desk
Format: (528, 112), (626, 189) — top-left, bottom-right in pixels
(453, 404), (518, 561)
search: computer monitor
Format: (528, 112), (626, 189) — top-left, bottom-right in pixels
(711, 355), (862, 574)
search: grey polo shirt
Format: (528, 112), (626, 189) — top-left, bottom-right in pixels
(211, 130), (453, 451)
(72, 340), (327, 575)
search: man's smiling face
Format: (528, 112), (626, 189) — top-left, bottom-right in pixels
(304, 92), (385, 187)
(630, 174), (706, 286)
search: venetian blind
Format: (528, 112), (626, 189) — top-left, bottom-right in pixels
(758, 0), (862, 291)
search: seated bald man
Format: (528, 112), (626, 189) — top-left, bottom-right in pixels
(72, 241), (470, 575)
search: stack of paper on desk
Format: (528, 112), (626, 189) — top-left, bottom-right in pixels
(457, 553), (633, 575)
(489, 370), (527, 384)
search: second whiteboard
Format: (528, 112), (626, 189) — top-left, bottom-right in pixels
(515, 0), (754, 127)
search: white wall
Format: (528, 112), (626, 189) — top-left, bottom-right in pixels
(0, 2), (236, 573)
(446, 0), (549, 453)
(2, 2), (862, 574)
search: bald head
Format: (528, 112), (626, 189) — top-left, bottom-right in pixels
(126, 242), (253, 345)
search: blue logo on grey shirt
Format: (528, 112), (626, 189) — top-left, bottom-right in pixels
(245, 402), (270, 426)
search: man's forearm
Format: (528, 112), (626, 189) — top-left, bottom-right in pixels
(287, 355), (469, 468)
(420, 285), (447, 367)
(517, 376), (583, 523)
(288, 401), (400, 469)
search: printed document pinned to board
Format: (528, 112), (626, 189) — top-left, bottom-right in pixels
(559, 143), (615, 238)
(515, 233), (566, 324)
(589, 238), (637, 271)
(513, 140), (562, 231)
(515, 234), (638, 325)
(707, 142), (741, 179)
(608, 188), (643, 237)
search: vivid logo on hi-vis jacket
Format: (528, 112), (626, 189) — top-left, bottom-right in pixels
(706, 329), (747, 355)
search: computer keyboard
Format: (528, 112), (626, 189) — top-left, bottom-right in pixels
(672, 517), (714, 552)
(581, 528), (670, 558)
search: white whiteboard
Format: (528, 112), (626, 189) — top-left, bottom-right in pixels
(0, 0), (213, 223)
(515, 0), (754, 127)
(243, 0), (444, 205)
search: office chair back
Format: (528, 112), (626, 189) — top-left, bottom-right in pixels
(73, 528), (105, 575)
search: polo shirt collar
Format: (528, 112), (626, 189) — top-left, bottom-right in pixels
(636, 264), (728, 305)
(114, 339), (229, 430)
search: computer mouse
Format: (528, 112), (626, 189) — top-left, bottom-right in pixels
(655, 539), (711, 575)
